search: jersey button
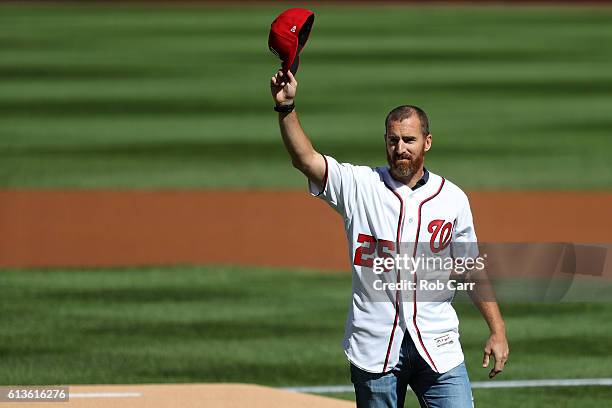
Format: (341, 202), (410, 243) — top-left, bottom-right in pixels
(408, 218), (414, 223)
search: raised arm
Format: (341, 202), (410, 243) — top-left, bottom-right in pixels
(270, 70), (326, 191)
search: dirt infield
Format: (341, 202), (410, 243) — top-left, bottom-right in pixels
(0, 384), (353, 408)
(0, 190), (610, 270)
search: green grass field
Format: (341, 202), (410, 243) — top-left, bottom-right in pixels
(1, 4), (611, 189)
(1, 266), (611, 406)
(2, 3), (611, 407)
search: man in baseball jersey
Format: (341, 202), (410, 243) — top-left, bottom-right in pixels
(270, 69), (509, 408)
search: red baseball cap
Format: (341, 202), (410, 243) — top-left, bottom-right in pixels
(268, 8), (315, 75)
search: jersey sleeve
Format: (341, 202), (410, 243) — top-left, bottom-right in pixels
(308, 154), (358, 219)
(451, 194), (479, 259)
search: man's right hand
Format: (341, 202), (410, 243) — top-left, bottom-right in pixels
(271, 70), (297, 106)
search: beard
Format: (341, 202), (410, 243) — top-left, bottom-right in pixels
(388, 148), (425, 179)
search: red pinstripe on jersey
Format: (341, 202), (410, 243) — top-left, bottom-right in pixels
(381, 176), (446, 373)
(313, 154), (329, 197)
(412, 177), (446, 372)
(382, 184), (404, 373)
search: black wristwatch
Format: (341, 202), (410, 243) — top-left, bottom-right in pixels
(274, 102), (295, 113)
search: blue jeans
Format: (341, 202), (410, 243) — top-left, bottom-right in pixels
(350, 332), (473, 408)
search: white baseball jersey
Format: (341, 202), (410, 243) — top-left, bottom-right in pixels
(309, 155), (478, 374)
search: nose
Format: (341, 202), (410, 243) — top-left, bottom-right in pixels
(396, 139), (409, 156)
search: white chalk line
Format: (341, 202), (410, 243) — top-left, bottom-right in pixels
(50, 379), (612, 399)
(284, 378), (612, 394)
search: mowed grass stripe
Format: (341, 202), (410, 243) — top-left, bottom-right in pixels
(0, 5), (611, 189)
(1, 265), (611, 388)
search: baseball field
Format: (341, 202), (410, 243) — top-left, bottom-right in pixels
(1, 2), (611, 407)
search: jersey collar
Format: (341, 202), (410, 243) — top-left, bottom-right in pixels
(384, 167), (429, 191)
(412, 167), (429, 191)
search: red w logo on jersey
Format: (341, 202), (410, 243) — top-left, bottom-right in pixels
(428, 220), (454, 253)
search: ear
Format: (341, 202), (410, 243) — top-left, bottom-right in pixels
(424, 133), (432, 152)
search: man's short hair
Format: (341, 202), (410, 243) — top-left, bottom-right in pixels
(385, 105), (430, 137)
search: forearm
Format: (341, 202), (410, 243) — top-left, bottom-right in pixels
(468, 268), (510, 378)
(473, 298), (506, 335)
(278, 110), (318, 171)
(277, 109), (326, 189)
(467, 270), (506, 334)
(271, 69), (326, 188)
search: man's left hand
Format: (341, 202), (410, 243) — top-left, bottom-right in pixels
(482, 332), (509, 379)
